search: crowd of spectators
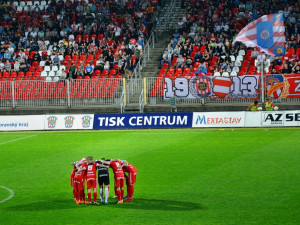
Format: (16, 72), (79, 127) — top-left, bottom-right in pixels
(160, 0), (300, 77)
(0, 0), (158, 81)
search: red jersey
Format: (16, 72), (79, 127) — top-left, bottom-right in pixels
(123, 163), (137, 174)
(110, 161), (125, 177)
(75, 165), (86, 181)
(84, 163), (97, 180)
(70, 167), (76, 186)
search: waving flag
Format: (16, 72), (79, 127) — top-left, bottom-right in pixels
(233, 13), (285, 56)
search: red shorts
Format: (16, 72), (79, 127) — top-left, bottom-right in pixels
(126, 172), (137, 184)
(86, 178), (97, 189)
(74, 174), (84, 190)
(114, 176), (125, 188)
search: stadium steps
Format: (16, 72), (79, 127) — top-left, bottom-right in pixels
(156, 0), (186, 31)
(142, 33), (170, 77)
(123, 104), (141, 113)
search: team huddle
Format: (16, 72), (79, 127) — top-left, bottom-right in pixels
(70, 156), (137, 205)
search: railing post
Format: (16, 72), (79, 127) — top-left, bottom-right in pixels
(67, 80), (71, 107)
(147, 42), (150, 60)
(11, 81), (15, 108)
(123, 78), (127, 106)
(152, 32), (155, 48)
(138, 60), (141, 78)
(144, 77), (147, 105)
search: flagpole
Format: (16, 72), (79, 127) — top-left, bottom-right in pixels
(261, 61), (264, 103)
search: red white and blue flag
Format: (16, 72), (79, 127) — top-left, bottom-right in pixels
(233, 13), (285, 56)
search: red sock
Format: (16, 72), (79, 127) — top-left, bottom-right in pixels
(81, 190), (85, 201)
(73, 188), (76, 199)
(75, 190), (79, 201)
(127, 185), (130, 197)
(129, 185), (134, 198)
(116, 189), (121, 201)
(93, 192), (97, 202)
(121, 189), (124, 199)
(114, 186), (117, 196)
(88, 193), (92, 202)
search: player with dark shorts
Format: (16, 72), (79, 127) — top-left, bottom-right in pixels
(96, 158), (110, 204)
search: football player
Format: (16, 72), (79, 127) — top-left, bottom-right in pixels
(122, 161), (137, 202)
(96, 158), (110, 204)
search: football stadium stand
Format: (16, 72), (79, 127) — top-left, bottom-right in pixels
(0, 0), (299, 112)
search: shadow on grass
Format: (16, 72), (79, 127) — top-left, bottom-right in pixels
(109, 198), (204, 211)
(6, 198), (203, 212)
(5, 199), (79, 211)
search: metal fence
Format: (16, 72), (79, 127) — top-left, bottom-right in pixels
(1, 75), (299, 110)
(145, 74), (300, 106)
(0, 79), (125, 109)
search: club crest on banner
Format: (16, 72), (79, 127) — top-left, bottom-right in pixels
(212, 77), (233, 98)
(266, 75), (289, 98)
(64, 116), (75, 128)
(47, 116), (57, 128)
(189, 76), (211, 98)
(81, 116), (92, 128)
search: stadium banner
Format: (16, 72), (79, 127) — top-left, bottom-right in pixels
(0, 115), (45, 131)
(164, 75), (259, 99)
(260, 110), (300, 127)
(93, 113), (193, 129)
(192, 112), (245, 128)
(45, 114), (94, 130)
(266, 74), (300, 99)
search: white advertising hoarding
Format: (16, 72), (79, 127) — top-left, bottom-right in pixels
(0, 115), (45, 131)
(260, 110), (300, 127)
(244, 112), (261, 127)
(44, 114), (94, 130)
(192, 112), (245, 128)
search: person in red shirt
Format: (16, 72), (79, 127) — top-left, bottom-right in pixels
(70, 166), (76, 202)
(122, 161), (137, 202)
(109, 160), (125, 204)
(73, 162), (87, 204)
(83, 156), (99, 204)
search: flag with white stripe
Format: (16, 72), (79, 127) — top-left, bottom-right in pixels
(212, 77), (233, 98)
(233, 13), (285, 56)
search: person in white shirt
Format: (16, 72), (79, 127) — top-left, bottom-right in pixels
(69, 34), (75, 41)
(257, 53), (266, 62)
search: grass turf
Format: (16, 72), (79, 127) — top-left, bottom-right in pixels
(0, 128), (300, 225)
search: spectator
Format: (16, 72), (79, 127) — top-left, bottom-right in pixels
(52, 54), (60, 65)
(14, 60), (20, 72)
(282, 64), (292, 74)
(4, 59), (11, 71)
(161, 50), (171, 66)
(68, 64), (77, 80)
(176, 55), (185, 68)
(85, 63), (94, 76)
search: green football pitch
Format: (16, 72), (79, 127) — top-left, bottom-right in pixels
(0, 128), (300, 225)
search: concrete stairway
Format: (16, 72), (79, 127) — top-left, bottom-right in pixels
(156, 0), (186, 32)
(142, 0), (186, 78)
(142, 33), (170, 77)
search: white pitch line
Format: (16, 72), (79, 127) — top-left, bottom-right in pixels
(0, 134), (37, 145)
(0, 185), (14, 204)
